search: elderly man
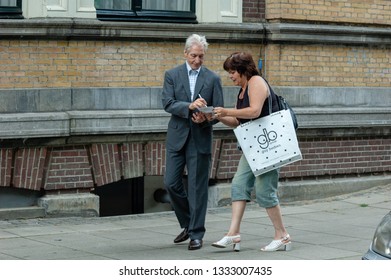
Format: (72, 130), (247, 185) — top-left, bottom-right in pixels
(161, 34), (224, 250)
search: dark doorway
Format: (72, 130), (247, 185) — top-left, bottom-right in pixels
(92, 177), (144, 217)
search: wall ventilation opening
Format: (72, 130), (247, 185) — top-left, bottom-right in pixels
(92, 177), (144, 217)
(0, 187), (43, 208)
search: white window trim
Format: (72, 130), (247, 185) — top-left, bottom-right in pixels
(197, 0), (242, 23)
(23, 0), (96, 18)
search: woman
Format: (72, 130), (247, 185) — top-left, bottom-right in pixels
(212, 52), (291, 252)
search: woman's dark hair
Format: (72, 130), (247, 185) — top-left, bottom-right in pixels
(223, 52), (259, 79)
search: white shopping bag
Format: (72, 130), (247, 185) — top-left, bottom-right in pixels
(233, 109), (302, 176)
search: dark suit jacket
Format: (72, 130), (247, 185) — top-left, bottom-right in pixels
(162, 63), (224, 154)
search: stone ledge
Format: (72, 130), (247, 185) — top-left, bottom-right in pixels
(0, 86), (390, 139)
(0, 112), (69, 138)
(1, 19), (390, 46)
(37, 193), (99, 218)
(267, 22), (391, 45)
(0, 206), (45, 220)
(1, 86), (389, 113)
(207, 183), (232, 208)
(0, 107), (390, 139)
(68, 110), (170, 135)
(0, 19), (264, 43)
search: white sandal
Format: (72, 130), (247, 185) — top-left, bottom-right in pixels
(261, 234), (292, 252)
(212, 235), (241, 251)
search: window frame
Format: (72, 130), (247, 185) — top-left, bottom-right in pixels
(95, 0), (197, 23)
(0, 0), (23, 19)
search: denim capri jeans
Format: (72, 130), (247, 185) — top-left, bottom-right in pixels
(231, 154), (280, 208)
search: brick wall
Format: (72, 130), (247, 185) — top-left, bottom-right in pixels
(0, 149), (12, 187)
(264, 44), (391, 87)
(2, 38), (390, 89)
(44, 146), (94, 191)
(266, 0), (391, 26)
(0, 40), (181, 88)
(243, 0), (266, 22)
(13, 148), (46, 191)
(0, 40), (260, 89)
(90, 144), (121, 186)
(216, 140), (242, 179)
(0, 143), (146, 193)
(280, 136), (391, 179)
(2, 135), (388, 192)
(144, 142), (165, 176)
(213, 136), (390, 181)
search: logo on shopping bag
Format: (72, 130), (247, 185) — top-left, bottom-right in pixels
(257, 128), (277, 149)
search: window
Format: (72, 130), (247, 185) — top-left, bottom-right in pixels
(95, 0), (197, 23)
(0, 0), (23, 18)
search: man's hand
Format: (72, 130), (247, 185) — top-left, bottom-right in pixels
(192, 111), (207, 124)
(189, 97), (207, 110)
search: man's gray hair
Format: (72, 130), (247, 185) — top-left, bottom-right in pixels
(184, 34), (209, 53)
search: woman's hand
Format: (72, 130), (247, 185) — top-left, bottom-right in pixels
(213, 107), (226, 119)
(213, 107), (239, 127)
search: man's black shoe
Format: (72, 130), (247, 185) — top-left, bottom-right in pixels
(188, 239), (203, 250)
(174, 228), (189, 243)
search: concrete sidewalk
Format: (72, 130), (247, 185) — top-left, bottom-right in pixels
(0, 183), (390, 260)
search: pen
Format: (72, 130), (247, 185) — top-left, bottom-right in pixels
(198, 94), (207, 107)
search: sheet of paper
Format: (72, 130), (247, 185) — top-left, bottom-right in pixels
(198, 106), (214, 114)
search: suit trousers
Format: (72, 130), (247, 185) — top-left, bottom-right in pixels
(164, 132), (211, 240)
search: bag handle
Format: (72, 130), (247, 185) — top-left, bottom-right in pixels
(247, 77), (274, 119)
(268, 89), (273, 115)
(262, 78), (273, 115)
